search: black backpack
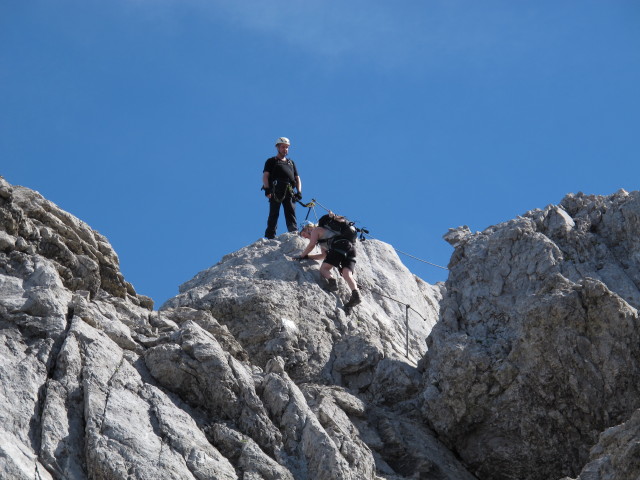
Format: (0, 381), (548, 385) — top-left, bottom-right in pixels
(318, 214), (358, 243)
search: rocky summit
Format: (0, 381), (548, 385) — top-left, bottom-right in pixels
(1, 175), (640, 480)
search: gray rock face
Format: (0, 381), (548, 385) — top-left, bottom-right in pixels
(162, 234), (441, 385)
(561, 408), (640, 480)
(6, 174), (640, 480)
(0, 177), (235, 480)
(1, 176), (473, 480)
(421, 190), (640, 480)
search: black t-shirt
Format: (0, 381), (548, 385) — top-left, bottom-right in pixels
(263, 157), (298, 186)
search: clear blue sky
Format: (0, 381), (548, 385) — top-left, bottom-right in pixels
(2, 1), (639, 308)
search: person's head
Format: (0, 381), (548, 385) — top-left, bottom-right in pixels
(299, 222), (316, 239)
(275, 137), (290, 157)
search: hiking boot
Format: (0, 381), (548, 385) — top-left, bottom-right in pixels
(344, 290), (361, 309)
(326, 278), (338, 292)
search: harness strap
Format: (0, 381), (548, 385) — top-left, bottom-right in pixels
(271, 180), (293, 203)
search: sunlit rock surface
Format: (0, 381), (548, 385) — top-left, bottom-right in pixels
(1, 176), (470, 480)
(4, 175), (640, 480)
(421, 190), (640, 480)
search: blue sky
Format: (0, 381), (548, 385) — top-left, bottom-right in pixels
(2, 1), (639, 308)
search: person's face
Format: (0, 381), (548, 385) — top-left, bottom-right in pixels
(276, 143), (289, 156)
(300, 228), (311, 239)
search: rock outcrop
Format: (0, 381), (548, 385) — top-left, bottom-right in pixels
(0, 176), (472, 479)
(161, 232), (440, 383)
(561, 408), (640, 480)
(4, 174), (640, 480)
(421, 190), (640, 480)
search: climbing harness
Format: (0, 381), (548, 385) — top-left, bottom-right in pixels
(325, 237), (352, 258)
(270, 180), (293, 203)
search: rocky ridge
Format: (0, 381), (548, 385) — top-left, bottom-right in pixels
(0, 176), (467, 479)
(422, 189), (640, 480)
(2, 175), (640, 480)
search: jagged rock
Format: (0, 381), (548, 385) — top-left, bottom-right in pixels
(162, 234), (442, 386)
(1, 176), (471, 480)
(70, 319), (236, 480)
(13, 174), (640, 480)
(0, 178), (232, 479)
(144, 320), (283, 455)
(0, 176), (151, 307)
(420, 190), (640, 480)
(560, 408), (640, 480)
(206, 423), (294, 480)
(261, 357), (377, 479)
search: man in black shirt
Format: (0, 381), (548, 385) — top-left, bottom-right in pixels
(262, 137), (303, 239)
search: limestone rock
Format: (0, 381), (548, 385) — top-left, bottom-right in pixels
(144, 320), (283, 455)
(561, 407), (640, 480)
(12, 173), (640, 480)
(421, 190), (640, 480)
(0, 176), (151, 307)
(162, 234), (442, 384)
(0, 177), (233, 479)
(153, 231), (469, 479)
(1, 176), (470, 480)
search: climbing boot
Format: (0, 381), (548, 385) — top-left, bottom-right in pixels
(325, 278), (338, 292)
(345, 290), (361, 309)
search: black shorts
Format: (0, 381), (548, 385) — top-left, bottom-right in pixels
(323, 239), (357, 272)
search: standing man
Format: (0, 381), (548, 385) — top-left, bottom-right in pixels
(262, 137), (303, 239)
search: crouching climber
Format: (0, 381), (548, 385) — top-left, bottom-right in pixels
(294, 214), (361, 312)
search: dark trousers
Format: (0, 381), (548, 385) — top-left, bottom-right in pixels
(265, 196), (297, 239)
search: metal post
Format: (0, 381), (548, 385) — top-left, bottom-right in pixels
(405, 304), (410, 358)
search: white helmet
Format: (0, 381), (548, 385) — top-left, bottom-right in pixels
(275, 137), (290, 146)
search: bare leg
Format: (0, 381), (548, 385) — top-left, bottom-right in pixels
(341, 267), (358, 291)
(320, 262), (334, 279)
(342, 267), (361, 313)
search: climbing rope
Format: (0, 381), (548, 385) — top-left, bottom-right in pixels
(361, 232), (448, 270)
(357, 284), (427, 322)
